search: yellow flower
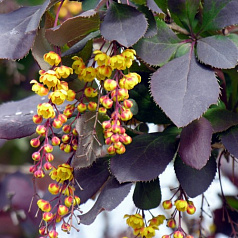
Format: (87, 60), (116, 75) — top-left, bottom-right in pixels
(49, 90), (67, 105)
(39, 70), (60, 89)
(119, 72), (141, 90)
(72, 56), (85, 74)
(96, 65), (112, 80)
(30, 80), (49, 96)
(94, 50), (110, 66)
(149, 215), (166, 226)
(52, 163), (74, 183)
(124, 213), (144, 229)
(175, 199), (188, 212)
(79, 67), (97, 82)
(55, 66), (73, 78)
(57, 81), (69, 91)
(139, 225), (158, 238)
(43, 51), (61, 66)
(110, 55), (126, 70)
(37, 103), (55, 119)
(121, 49), (136, 68)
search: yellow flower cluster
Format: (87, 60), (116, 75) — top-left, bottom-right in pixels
(50, 163), (74, 183)
(124, 214), (165, 238)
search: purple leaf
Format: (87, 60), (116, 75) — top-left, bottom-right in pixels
(134, 19), (180, 66)
(179, 117), (213, 170)
(204, 108), (238, 133)
(220, 127), (238, 158)
(100, 2), (148, 47)
(79, 177), (132, 225)
(146, 0), (163, 14)
(174, 155), (217, 198)
(45, 10), (100, 46)
(74, 158), (110, 204)
(110, 132), (177, 183)
(202, 0), (238, 32)
(150, 49), (220, 127)
(197, 35), (238, 69)
(0, 0), (58, 60)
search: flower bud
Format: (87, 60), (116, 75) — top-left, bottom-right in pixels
(46, 153), (54, 162)
(34, 169), (45, 178)
(33, 114), (43, 124)
(52, 118), (63, 128)
(44, 144), (53, 153)
(37, 199), (51, 212)
(121, 109), (133, 121)
(186, 203), (196, 215)
(72, 128), (78, 136)
(64, 144), (72, 153)
(99, 107), (107, 114)
(102, 97), (113, 109)
(48, 183), (60, 195)
(107, 144), (116, 154)
(111, 134), (120, 143)
(84, 87), (98, 97)
(44, 162), (53, 171)
(120, 135), (132, 145)
(162, 200), (173, 209)
(49, 230), (58, 238)
(62, 125), (71, 133)
(102, 120), (111, 130)
(42, 212), (54, 222)
(58, 114), (68, 123)
(51, 136), (61, 146)
(104, 79), (117, 91)
(173, 231), (184, 238)
(115, 144), (126, 154)
(67, 89), (76, 101)
(105, 137), (112, 145)
(64, 196), (74, 207)
(36, 125), (46, 136)
(61, 223), (71, 232)
(175, 199), (188, 212)
(162, 236), (171, 238)
(39, 226), (47, 235)
(30, 138), (40, 148)
(77, 103), (87, 113)
(74, 196), (80, 205)
(32, 152), (41, 161)
(88, 101), (97, 111)
(29, 165), (37, 173)
(167, 218), (176, 228)
(55, 214), (62, 223)
(123, 99), (133, 109)
(104, 130), (113, 138)
(62, 134), (70, 143)
(60, 143), (66, 151)
(58, 205), (69, 216)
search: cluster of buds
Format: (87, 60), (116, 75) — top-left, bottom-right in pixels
(124, 213), (166, 238)
(55, 0), (82, 19)
(161, 197), (196, 238)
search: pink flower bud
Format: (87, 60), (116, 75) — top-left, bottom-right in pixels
(77, 103), (87, 113)
(62, 134), (70, 143)
(58, 205), (69, 216)
(44, 144), (53, 153)
(32, 114), (43, 124)
(49, 230), (58, 238)
(44, 162), (53, 171)
(162, 200), (173, 209)
(46, 153), (54, 162)
(48, 183), (60, 195)
(52, 118), (63, 128)
(51, 136), (61, 146)
(62, 125), (71, 133)
(30, 138), (40, 148)
(32, 152), (41, 161)
(58, 114), (67, 123)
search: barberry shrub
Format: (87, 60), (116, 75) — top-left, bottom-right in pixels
(0, 0), (238, 237)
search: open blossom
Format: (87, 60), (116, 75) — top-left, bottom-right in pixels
(39, 70), (60, 89)
(37, 103), (55, 119)
(50, 163), (73, 183)
(49, 90), (67, 105)
(124, 213), (144, 229)
(44, 51), (61, 66)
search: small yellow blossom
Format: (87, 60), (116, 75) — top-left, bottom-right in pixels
(30, 80), (49, 96)
(50, 163), (74, 183)
(55, 65), (73, 78)
(49, 90), (67, 105)
(124, 213), (144, 229)
(119, 72), (141, 90)
(149, 215), (166, 226)
(96, 65), (112, 80)
(72, 56), (85, 74)
(110, 55), (126, 70)
(94, 50), (110, 66)
(79, 67), (97, 82)
(39, 70), (60, 89)
(43, 51), (61, 66)
(37, 103), (55, 119)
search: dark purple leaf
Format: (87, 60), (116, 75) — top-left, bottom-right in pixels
(0, 0), (58, 60)
(220, 127), (238, 158)
(150, 49), (220, 127)
(45, 10), (100, 46)
(100, 2), (148, 47)
(146, 0), (163, 14)
(110, 132), (177, 183)
(79, 177), (132, 225)
(134, 19), (180, 66)
(168, 0), (200, 29)
(179, 117), (213, 170)
(174, 155), (217, 198)
(202, 0), (238, 32)
(204, 108), (238, 133)
(133, 177), (161, 210)
(74, 158), (110, 204)
(197, 35), (238, 69)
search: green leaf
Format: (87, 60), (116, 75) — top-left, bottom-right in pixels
(82, 0), (100, 11)
(175, 43), (191, 58)
(131, 0), (146, 4)
(150, 49), (220, 127)
(168, 0), (200, 30)
(197, 35), (238, 69)
(134, 19), (181, 66)
(100, 2), (148, 47)
(0, 0), (58, 60)
(227, 33), (238, 48)
(204, 108), (238, 133)
(179, 117), (213, 170)
(201, 0), (238, 32)
(133, 178), (161, 210)
(110, 131), (178, 183)
(174, 155), (217, 198)
(45, 10), (100, 46)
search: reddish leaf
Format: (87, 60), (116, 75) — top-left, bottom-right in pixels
(179, 117), (213, 170)
(74, 158), (110, 204)
(45, 10), (100, 46)
(110, 132), (177, 183)
(174, 155), (217, 198)
(150, 49), (220, 127)
(220, 127), (238, 158)
(146, 0), (163, 14)
(134, 19), (180, 66)
(0, 0), (58, 60)
(100, 2), (148, 47)
(202, 0), (238, 32)
(204, 108), (238, 133)
(197, 35), (238, 69)
(79, 177), (132, 225)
